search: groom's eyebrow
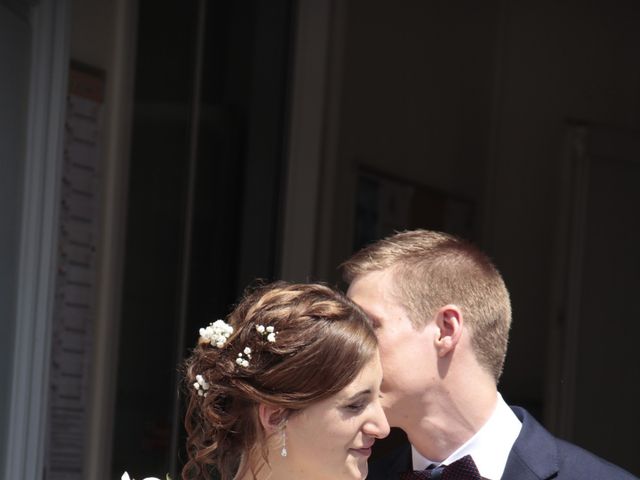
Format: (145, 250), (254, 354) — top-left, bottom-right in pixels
(366, 313), (382, 327)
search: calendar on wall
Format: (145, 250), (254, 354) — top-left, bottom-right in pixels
(45, 62), (105, 480)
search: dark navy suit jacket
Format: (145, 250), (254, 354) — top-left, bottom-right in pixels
(367, 406), (638, 479)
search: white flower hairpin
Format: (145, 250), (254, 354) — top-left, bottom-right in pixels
(236, 347), (252, 367)
(255, 324), (277, 343)
(193, 374), (210, 397)
(199, 319), (234, 348)
(235, 325), (278, 368)
(121, 472), (169, 480)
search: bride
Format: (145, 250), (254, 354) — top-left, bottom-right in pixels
(181, 282), (390, 480)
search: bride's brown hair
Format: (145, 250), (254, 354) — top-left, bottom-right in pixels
(181, 282), (377, 480)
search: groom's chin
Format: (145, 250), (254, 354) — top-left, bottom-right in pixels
(381, 394), (416, 428)
(381, 404), (400, 428)
(380, 391), (397, 412)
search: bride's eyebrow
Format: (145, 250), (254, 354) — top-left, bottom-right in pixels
(345, 390), (372, 402)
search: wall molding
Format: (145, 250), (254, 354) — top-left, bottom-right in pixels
(4, 1), (70, 478)
(84, 1), (138, 478)
(281, 0), (348, 282)
(280, 0), (333, 281)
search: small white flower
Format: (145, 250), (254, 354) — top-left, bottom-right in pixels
(255, 324), (277, 344)
(193, 374), (210, 396)
(199, 319), (233, 348)
(121, 473), (165, 480)
(236, 346), (252, 367)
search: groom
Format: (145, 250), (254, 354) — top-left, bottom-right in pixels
(342, 230), (636, 479)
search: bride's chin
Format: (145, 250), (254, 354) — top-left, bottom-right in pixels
(349, 459), (369, 479)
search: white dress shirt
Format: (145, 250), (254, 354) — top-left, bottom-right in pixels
(411, 393), (522, 480)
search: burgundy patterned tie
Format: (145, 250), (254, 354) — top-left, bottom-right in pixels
(399, 455), (483, 480)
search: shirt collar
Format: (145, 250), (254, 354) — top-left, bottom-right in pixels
(411, 393), (522, 479)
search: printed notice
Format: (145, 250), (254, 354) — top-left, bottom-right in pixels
(45, 63), (104, 480)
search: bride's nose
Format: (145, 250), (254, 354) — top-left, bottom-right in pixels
(363, 401), (390, 439)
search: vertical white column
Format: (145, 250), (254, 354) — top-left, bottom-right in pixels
(4, 1), (70, 479)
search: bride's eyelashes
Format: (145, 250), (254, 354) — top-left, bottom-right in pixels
(341, 391), (371, 413)
(343, 401), (366, 413)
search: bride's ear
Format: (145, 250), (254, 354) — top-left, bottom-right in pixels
(258, 404), (287, 433)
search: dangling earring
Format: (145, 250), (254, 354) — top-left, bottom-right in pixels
(280, 422), (288, 457)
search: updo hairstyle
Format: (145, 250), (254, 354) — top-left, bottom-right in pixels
(181, 282), (377, 480)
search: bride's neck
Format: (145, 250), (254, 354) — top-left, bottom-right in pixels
(234, 456), (298, 480)
(233, 455), (272, 480)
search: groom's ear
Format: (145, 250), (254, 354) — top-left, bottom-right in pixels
(434, 305), (463, 357)
(258, 404), (287, 433)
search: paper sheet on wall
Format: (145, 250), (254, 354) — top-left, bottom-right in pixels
(45, 63), (104, 480)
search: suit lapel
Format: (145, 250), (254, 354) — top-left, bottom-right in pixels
(502, 407), (560, 480)
(370, 407), (562, 480)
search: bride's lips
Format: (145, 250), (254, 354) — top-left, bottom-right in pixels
(350, 446), (373, 457)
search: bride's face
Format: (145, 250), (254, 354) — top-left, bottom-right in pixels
(283, 352), (390, 479)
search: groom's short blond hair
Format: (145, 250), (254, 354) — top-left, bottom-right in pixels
(342, 229), (511, 381)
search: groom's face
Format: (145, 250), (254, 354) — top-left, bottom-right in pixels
(347, 269), (438, 430)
